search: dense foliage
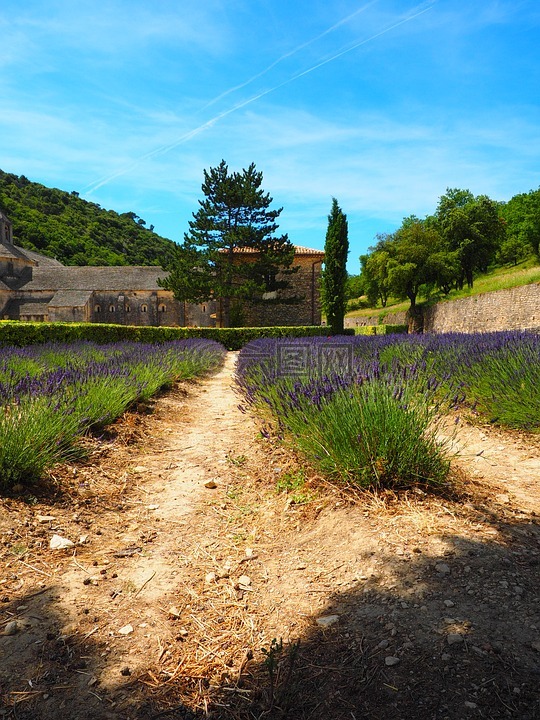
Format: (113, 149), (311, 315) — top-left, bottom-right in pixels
(0, 320), (352, 351)
(0, 339), (226, 487)
(0, 169), (177, 267)
(236, 331), (540, 489)
(159, 160), (296, 326)
(500, 188), (540, 261)
(359, 186), (540, 311)
(321, 198), (349, 334)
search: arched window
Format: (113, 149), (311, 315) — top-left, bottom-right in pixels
(125, 305), (130, 312)
(94, 304), (101, 313)
(158, 304), (166, 313)
(109, 304), (115, 313)
(141, 304), (148, 313)
(202, 305), (206, 313)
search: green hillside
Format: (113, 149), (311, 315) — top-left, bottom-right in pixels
(0, 170), (177, 267)
(347, 259), (540, 320)
(346, 185), (540, 320)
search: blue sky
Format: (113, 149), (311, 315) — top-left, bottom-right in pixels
(1, 0), (539, 272)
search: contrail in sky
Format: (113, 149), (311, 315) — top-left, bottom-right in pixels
(84, 3), (435, 194)
(200, 0), (380, 111)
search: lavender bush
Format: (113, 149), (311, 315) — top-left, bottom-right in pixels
(236, 331), (540, 489)
(373, 331), (540, 429)
(236, 336), (451, 489)
(0, 339), (226, 488)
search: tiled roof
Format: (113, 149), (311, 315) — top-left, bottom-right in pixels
(227, 245), (324, 256)
(21, 248), (64, 267)
(0, 241), (63, 267)
(293, 245), (325, 256)
(49, 290), (93, 307)
(18, 302), (51, 316)
(0, 242), (38, 264)
(22, 265), (169, 292)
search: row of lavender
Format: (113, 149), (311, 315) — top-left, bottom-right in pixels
(0, 339), (226, 488)
(235, 332), (540, 489)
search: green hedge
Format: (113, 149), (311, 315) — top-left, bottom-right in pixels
(353, 326), (377, 335)
(353, 324), (408, 335)
(0, 321), (354, 351)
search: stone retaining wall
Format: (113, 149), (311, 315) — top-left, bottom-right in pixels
(422, 283), (540, 334)
(345, 310), (408, 328)
(345, 284), (540, 334)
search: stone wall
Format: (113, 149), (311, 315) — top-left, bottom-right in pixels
(0, 258), (33, 285)
(384, 310), (408, 326)
(0, 228), (324, 328)
(345, 310), (407, 328)
(422, 283), (540, 334)
(345, 315), (379, 328)
(345, 284), (540, 334)
(241, 255), (323, 327)
(0, 290), (10, 318)
(90, 290), (184, 327)
(187, 299), (218, 328)
(49, 302), (91, 324)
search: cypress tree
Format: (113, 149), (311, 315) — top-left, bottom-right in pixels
(321, 198), (349, 334)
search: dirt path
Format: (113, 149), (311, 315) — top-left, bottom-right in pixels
(1, 353), (540, 720)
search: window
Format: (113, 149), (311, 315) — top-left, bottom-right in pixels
(141, 304), (148, 313)
(95, 304), (101, 313)
(158, 304), (166, 313)
(264, 271), (278, 292)
(109, 304), (115, 313)
(125, 305), (130, 312)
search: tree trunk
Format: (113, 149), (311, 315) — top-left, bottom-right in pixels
(218, 296), (231, 328)
(406, 306), (423, 334)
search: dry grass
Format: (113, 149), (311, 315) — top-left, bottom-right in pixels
(2, 376), (540, 719)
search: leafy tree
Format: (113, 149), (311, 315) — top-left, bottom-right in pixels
(497, 235), (532, 266)
(360, 235), (394, 307)
(354, 184), (539, 315)
(436, 188), (505, 288)
(159, 242), (210, 303)
(420, 214), (461, 294)
(345, 274), (364, 300)
(321, 198), (349, 333)
(160, 160), (295, 326)
(426, 247), (461, 295)
(362, 219), (455, 311)
(386, 218), (444, 309)
(500, 188), (540, 259)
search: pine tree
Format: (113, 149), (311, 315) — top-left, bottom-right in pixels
(321, 198), (349, 334)
(160, 160), (295, 326)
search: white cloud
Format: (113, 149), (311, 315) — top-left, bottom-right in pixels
(3, 0), (233, 58)
(1, 0), (538, 259)
(210, 104), (540, 211)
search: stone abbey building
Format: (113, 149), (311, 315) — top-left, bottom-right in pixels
(0, 210), (324, 327)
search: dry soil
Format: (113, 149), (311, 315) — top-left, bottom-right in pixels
(1, 352), (539, 720)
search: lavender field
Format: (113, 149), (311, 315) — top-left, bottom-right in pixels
(236, 331), (540, 489)
(0, 339), (226, 488)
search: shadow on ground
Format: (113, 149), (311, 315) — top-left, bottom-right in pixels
(2, 506), (539, 720)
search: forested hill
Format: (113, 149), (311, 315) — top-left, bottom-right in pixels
(0, 170), (178, 267)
